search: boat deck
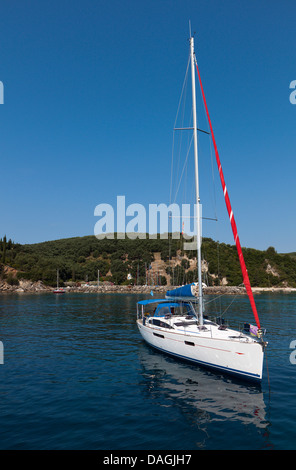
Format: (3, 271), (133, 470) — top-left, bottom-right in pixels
(143, 315), (257, 344)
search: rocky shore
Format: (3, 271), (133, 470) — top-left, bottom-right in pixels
(1, 279), (296, 295)
(0, 279), (52, 293)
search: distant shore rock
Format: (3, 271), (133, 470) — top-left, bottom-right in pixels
(0, 279), (52, 293)
(1, 280), (296, 295)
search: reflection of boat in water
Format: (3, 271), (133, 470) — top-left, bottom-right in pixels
(138, 343), (268, 430)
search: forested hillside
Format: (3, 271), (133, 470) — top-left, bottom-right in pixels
(0, 234), (295, 288)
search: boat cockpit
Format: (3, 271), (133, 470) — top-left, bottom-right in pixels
(137, 299), (199, 329)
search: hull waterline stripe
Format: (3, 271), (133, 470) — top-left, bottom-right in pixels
(145, 341), (261, 381)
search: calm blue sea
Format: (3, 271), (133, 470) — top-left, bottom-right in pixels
(0, 292), (295, 450)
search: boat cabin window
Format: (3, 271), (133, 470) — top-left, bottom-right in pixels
(150, 318), (173, 329)
(154, 303), (196, 318)
(154, 306), (172, 317)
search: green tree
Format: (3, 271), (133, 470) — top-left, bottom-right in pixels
(2, 235), (6, 264)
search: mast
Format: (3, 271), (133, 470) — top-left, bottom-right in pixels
(190, 36), (203, 326)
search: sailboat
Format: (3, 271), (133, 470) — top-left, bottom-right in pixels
(136, 34), (267, 382)
(53, 269), (65, 294)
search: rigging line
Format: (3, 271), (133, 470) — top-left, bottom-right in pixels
(205, 283), (246, 322)
(209, 133), (218, 221)
(194, 57), (220, 288)
(175, 73), (190, 205)
(197, 64), (218, 219)
(173, 53), (191, 133)
(170, 130), (175, 206)
(170, 53), (191, 205)
(203, 282), (244, 307)
(174, 61), (191, 207)
(220, 292), (241, 317)
(208, 128), (221, 291)
(195, 58), (261, 330)
(172, 133), (194, 204)
(204, 291), (233, 306)
(216, 239), (221, 296)
(182, 136), (188, 207)
(169, 54), (190, 278)
(182, 106), (193, 207)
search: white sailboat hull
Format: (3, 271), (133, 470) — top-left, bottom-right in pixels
(137, 319), (264, 382)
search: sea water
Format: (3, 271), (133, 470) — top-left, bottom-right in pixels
(0, 292), (295, 450)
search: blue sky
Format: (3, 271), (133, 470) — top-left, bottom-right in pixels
(0, 0), (295, 252)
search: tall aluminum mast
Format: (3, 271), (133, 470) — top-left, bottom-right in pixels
(190, 35), (203, 325)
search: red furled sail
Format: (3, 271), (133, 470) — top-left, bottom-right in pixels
(195, 60), (261, 330)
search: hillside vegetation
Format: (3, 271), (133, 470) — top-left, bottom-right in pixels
(0, 234), (295, 288)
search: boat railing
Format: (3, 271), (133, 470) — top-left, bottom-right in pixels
(211, 317), (267, 340)
(137, 304), (144, 320)
(205, 315), (229, 327)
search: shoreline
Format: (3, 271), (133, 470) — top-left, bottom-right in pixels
(1, 279), (296, 295)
